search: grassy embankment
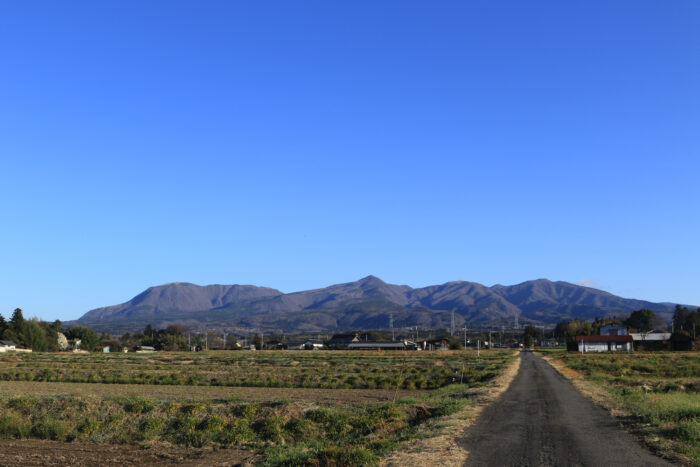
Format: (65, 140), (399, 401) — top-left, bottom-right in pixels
(0, 350), (516, 466)
(542, 350), (699, 466)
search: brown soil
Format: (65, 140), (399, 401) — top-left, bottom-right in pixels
(0, 440), (259, 466)
(0, 380), (426, 405)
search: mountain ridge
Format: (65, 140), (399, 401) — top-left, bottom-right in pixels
(70, 276), (680, 334)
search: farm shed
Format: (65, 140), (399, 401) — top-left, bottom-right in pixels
(577, 335), (633, 352)
(136, 346), (156, 353)
(0, 340), (16, 352)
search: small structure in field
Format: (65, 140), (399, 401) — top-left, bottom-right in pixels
(96, 345), (110, 353)
(136, 346), (156, 353)
(0, 340), (16, 352)
(577, 335), (633, 352)
(539, 338), (560, 347)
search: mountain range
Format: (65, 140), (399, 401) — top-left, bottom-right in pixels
(71, 276), (678, 334)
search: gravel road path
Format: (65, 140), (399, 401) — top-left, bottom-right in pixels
(461, 351), (672, 467)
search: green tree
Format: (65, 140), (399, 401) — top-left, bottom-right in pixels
(523, 325), (539, 347)
(10, 308), (25, 336)
(625, 309), (656, 332)
(65, 326), (99, 352)
(20, 320), (48, 351)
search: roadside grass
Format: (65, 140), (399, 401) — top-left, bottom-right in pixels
(546, 352), (700, 466)
(0, 350), (515, 464)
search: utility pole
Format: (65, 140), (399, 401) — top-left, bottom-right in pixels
(489, 331), (492, 350)
(223, 333), (227, 350)
(463, 326), (467, 348)
(451, 310), (455, 336)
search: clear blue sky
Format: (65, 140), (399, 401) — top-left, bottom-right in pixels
(1, 1), (698, 321)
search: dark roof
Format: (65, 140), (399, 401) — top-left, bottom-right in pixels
(327, 333), (359, 344)
(577, 335), (633, 343)
(348, 342), (407, 349)
(0, 340), (16, 346)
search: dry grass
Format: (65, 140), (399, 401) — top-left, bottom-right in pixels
(0, 380), (423, 405)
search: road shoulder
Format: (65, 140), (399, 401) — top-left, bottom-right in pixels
(383, 351), (522, 467)
(541, 353), (692, 466)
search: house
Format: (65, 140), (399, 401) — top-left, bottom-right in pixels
(303, 340), (325, 350)
(0, 340), (16, 352)
(67, 339), (82, 352)
(264, 340), (287, 350)
(136, 346), (156, 353)
(600, 325), (627, 336)
(539, 338), (560, 347)
(577, 335), (633, 352)
(96, 345), (110, 353)
(326, 333), (360, 349)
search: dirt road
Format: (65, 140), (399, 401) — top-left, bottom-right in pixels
(460, 351), (671, 466)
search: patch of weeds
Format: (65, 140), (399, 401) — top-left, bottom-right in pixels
(254, 416), (286, 442)
(124, 396), (154, 414)
(31, 417), (67, 440)
(233, 402), (260, 419)
(285, 417), (315, 442)
(199, 415), (225, 433)
(672, 420), (700, 444)
(318, 446), (379, 466)
(78, 417), (102, 435)
(139, 417), (165, 440)
(7, 395), (36, 414)
(0, 414), (31, 439)
(182, 402), (207, 415)
(218, 419), (254, 446)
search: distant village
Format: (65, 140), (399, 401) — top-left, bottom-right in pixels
(0, 306), (698, 354)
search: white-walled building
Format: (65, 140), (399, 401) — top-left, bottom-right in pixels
(577, 335), (633, 352)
